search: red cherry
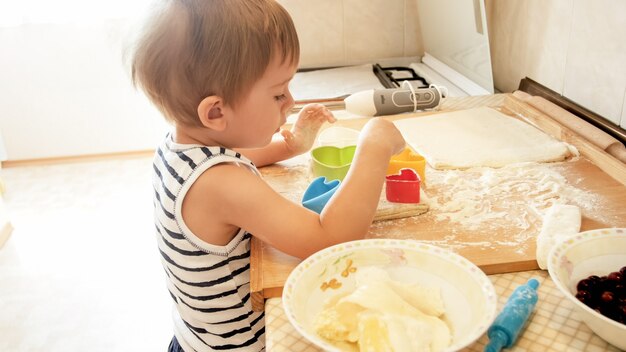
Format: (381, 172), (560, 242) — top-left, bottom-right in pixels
(576, 268), (626, 325)
(608, 272), (623, 283)
(601, 291), (615, 304)
(588, 275), (601, 282)
(577, 279), (592, 292)
(576, 290), (593, 306)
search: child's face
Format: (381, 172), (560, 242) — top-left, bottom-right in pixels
(229, 55), (297, 148)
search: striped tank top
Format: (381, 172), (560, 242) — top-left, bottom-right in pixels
(152, 134), (265, 351)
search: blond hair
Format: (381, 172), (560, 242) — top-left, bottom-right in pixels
(130, 0), (300, 126)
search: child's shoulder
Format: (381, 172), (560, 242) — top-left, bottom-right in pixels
(157, 137), (254, 171)
(153, 138), (257, 194)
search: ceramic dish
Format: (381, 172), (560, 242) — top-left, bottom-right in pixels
(548, 228), (626, 350)
(283, 239), (497, 351)
(310, 145), (356, 181)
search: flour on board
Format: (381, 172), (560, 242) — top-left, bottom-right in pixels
(371, 160), (605, 254)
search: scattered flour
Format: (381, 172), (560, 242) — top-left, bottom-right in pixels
(267, 157), (611, 255)
(426, 161), (599, 228)
(371, 160), (606, 254)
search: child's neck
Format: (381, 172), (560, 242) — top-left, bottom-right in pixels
(174, 125), (221, 147)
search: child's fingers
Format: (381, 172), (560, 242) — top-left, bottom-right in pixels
(296, 105), (335, 130)
(280, 129), (294, 141)
(310, 107), (335, 123)
(312, 107), (333, 120)
(308, 103), (325, 111)
(301, 103), (323, 115)
(325, 109), (337, 123)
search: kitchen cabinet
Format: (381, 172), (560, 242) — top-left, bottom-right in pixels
(416, 0), (493, 94)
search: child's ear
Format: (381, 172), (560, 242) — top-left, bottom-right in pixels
(197, 96), (227, 131)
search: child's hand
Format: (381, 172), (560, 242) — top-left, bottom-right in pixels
(359, 117), (406, 156)
(280, 103), (337, 155)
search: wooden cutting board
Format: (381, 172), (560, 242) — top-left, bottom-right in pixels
(250, 94), (626, 311)
(261, 157), (429, 222)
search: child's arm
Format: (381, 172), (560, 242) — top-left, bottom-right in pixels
(235, 103), (336, 167)
(186, 117), (405, 259)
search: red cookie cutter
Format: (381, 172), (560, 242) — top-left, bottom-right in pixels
(385, 168), (421, 203)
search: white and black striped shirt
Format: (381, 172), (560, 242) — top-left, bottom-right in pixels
(153, 134), (265, 351)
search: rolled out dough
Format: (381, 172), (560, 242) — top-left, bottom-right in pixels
(393, 107), (572, 169)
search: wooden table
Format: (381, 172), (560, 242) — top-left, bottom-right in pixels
(250, 94), (626, 311)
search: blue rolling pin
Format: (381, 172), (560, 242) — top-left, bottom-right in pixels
(484, 278), (540, 352)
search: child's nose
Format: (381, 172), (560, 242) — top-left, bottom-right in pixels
(283, 90), (295, 111)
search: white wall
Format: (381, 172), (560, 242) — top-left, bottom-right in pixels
(0, 0), (422, 161)
(0, 20), (169, 161)
(487, 0), (626, 126)
(280, 0), (422, 68)
(0, 130), (7, 161)
(563, 1), (626, 127)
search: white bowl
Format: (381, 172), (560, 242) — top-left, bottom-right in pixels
(282, 239), (497, 351)
(547, 228), (626, 350)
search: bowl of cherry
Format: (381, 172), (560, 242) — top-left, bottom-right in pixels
(547, 228), (626, 350)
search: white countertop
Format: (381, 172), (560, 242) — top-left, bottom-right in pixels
(265, 270), (622, 351)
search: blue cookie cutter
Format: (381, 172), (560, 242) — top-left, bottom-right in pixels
(302, 177), (341, 214)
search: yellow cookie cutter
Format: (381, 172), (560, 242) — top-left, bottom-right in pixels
(387, 147), (426, 184)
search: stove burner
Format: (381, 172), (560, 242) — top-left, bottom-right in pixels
(373, 64), (429, 89)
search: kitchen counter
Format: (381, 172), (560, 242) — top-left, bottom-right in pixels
(257, 94), (626, 351)
(265, 270), (622, 351)
(251, 94), (626, 310)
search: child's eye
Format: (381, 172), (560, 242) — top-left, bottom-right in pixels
(274, 94), (287, 102)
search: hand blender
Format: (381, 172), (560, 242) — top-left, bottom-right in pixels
(344, 84), (446, 116)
